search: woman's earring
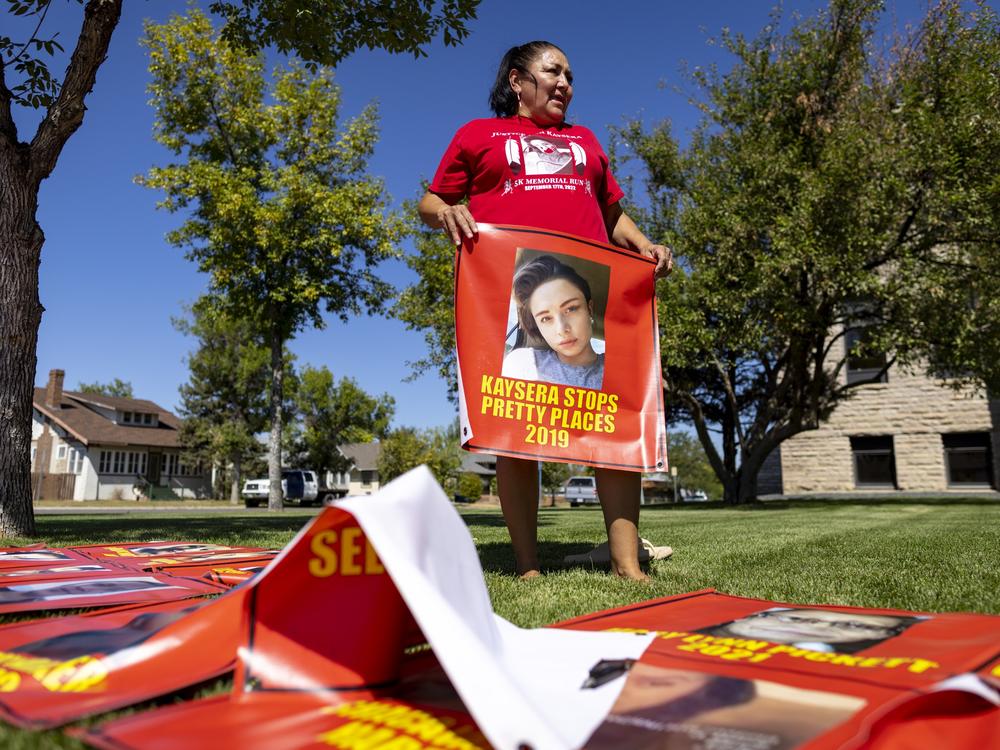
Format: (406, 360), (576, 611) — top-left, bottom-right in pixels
(590, 317), (595, 324)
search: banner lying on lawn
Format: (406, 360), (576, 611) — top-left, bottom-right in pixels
(0, 470), (995, 748)
(455, 225), (668, 472)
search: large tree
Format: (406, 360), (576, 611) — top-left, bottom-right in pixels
(0, 1), (479, 534)
(77, 378), (134, 398)
(140, 9), (408, 510)
(619, 0), (999, 503)
(392, 206), (459, 399)
(378, 424), (460, 487)
(294, 364), (395, 480)
(174, 297), (272, 504)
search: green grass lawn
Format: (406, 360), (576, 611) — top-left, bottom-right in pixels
(0, 497), (997, 747)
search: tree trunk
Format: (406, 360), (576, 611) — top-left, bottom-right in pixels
(0, 0), (122, 536)
(267, 329), (285, 511)
(230, 453), (241, 505)
(0, 155), (42, 537)
(721, 403), (738, 504)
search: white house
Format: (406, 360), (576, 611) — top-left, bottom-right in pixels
(333, 442), (383, 496)
(31, 369), (212, 501)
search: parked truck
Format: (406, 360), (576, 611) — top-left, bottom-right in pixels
(241, 469), (345, 508)
(564, 476), (599, 507)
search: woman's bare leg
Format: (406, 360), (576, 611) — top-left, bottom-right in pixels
(595, 468), (648, 581)
(496, 455), (541, 578)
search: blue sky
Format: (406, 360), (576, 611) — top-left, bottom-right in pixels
(19, 0), (972, 429)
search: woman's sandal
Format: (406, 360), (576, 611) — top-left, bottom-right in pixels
(562, 538), (673, 566)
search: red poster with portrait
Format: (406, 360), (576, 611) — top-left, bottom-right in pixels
(455, 224), (668, 471)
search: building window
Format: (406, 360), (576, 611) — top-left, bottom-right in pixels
(943, 433), (994, 487)
(851, 436), (896, 488)
(68, 448), (84, 474)
(845, 327), (888, 385)
(122, 412), (132, 424)
(56, 444), (67, 460)
(31, 446), (37, 467)
(99, 450), (148, 475)
(143, 413), (153, 425)
(360, 470), (375, 487)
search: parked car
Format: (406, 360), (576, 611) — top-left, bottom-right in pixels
(682, 488), (709, 503)
(565, 476), (599, 507)
(242, 470), (342, 508)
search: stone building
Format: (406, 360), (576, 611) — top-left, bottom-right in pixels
(759, 344), (999, 496)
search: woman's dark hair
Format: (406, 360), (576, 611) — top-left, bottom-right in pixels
(489, 41), (564, 117)
(697, 609), (924, 655)
(512, 254), (591, 347)
(642, 675), (756, 723)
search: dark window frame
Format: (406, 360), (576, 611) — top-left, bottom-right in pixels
(845, 326), (888, 385)
(850, 435), (897, 488)
(943, 433), (995, 488)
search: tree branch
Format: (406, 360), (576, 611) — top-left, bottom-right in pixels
(28, 0), (122, 186)
(712, 354), (747, 453)
(673, 385), (732, 487)
(6, 0), (54, 67)
(0, 62), (17, 146)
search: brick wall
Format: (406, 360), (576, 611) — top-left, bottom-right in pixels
(780, 365), (999, 494)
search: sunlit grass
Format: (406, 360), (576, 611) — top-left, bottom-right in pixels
(0, 497), (996, 746)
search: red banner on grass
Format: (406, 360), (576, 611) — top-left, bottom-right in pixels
(0, 595), (243, 728)
(0, 572), (225, 616)
(456, 225), (667, 471)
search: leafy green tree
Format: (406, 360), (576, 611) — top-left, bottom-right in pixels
(540, 461), (570, 506)
(393, 205), (459, 398)
(0, 0), (479, 535)
(618, 0), (999, 503)
(456, 471), (484, 500)
(76, 378), (134, 399)
(667, 432), (723, 501)
(140, 10), (407, 510)
(295, 365), (394, 480)
(174, 297), (272, 504)
(378, 425), (460, 487)
(377, 428), (427, 485)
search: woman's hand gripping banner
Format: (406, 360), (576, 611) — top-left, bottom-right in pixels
(456, 224), (668, 471)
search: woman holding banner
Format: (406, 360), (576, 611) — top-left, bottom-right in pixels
(419, 41), (672, 581)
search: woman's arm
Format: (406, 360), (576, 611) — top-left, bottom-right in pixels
(418, 191), (479, 247)
(603, 201), (673, 278)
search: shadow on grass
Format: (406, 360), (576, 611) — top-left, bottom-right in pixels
(457, 510), (566, 528)
(476, 540), (642, 576)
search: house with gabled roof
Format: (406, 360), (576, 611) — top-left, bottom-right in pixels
(335, 442), (383, 496)
(31, 369), (211, 501)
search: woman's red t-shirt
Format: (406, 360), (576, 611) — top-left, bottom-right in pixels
(429, 117), (624, 244)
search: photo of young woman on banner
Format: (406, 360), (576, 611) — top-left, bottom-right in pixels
(456, 224), (667, 472)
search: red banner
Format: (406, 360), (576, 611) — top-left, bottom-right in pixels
(72, 542), (254, 561)
(79, 689), (490, 750)
(456, 225), (667, 471)
(0, 563), (124, 583)
(0, 595), (243, 728)
(0, 546), (95, 570)
(558, 590), (1000, 749)
(0, 572), (225, 616)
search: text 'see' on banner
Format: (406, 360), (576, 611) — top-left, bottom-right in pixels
(455, 224), (667, 472)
